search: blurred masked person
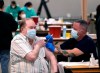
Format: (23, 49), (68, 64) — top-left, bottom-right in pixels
(0, 0), (18, 73)
(5, 0), (20, 20)
(21, 2), (37, 18)
(17, 10), (26, 21)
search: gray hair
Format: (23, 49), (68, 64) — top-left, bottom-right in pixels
(75, 19), (88, 30)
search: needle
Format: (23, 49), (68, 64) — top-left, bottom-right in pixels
(46, 34), (53, 42)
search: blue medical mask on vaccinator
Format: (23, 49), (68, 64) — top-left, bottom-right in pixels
(26, 29), (36, 39)
(71, 29), (78, 39)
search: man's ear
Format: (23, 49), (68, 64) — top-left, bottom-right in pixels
(20, 27), (23, 32)
(77, 31), (81, 37)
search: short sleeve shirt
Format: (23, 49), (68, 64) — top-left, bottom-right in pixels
(10, 34), (49, 73)
(57, 35), (98, 62)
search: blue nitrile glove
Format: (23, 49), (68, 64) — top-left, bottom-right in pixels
(45, 42), (55, 52)
(45, 34), (53, 43)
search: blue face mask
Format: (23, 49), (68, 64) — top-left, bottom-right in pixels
(71, 29), (78, 39)
(26, 29), (36, 39)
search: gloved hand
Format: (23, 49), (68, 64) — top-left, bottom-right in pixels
(45, 42), (55, 52)
(45, 34), (53, 43)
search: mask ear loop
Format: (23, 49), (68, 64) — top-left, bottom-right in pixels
(78, 29), (84, 37)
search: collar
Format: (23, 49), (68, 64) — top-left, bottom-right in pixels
(20, 33), (28, 41)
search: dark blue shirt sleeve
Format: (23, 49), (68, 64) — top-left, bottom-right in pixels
(60, 38), (77, 50)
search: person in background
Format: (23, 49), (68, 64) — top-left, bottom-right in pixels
(46, 20), (98, 62)
(17, 10), (26, 21)
(14, 10), (26, 35)
(21, 2), (37, 18)
(0, 0), (18, 73)
(5, 0), (20, 20)
(95, 4), (100, 67)
(10, 19), (58, 73)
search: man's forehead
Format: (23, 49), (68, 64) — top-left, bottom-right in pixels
(73, 22), (80, 27)
(26, 19), (35, 26)
(72, 22), (81, 29)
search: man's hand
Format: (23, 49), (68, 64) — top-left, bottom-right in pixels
(35, 40), (45, 48)
(55, 45), (62, 54)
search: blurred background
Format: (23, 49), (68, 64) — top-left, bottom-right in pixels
(4, 0), (100, 19)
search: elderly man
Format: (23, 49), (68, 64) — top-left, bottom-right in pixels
(10, 19), (58, 73)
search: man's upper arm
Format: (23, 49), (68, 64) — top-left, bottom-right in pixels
(60, 38), (77, 50)
(45, 48), (55, 60)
